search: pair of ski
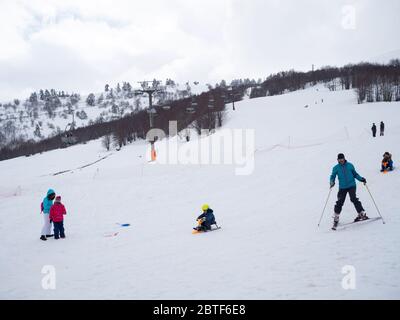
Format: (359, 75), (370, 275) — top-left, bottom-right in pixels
(332, 217), (382, 231)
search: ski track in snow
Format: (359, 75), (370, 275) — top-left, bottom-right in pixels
(0, 85), (399, 299)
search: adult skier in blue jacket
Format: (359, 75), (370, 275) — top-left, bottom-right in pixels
(330, 153), (368, 228)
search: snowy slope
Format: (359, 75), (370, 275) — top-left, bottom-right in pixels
(0, 85), (399, 299)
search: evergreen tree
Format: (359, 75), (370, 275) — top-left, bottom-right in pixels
(97, 93), (104, 105)
(86, 93), (96, 106)
(34, 124), (42, 138)
(106, 88), (115, 99)
(44, 90), (51, 100)
(29, 92), (38, 105)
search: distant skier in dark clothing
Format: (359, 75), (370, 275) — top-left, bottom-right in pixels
(194, 204), (216, 232)
(380, 121), (385, 136)
(371, 123), (377, 137)
(330, 153), (368, 229)
(381, 152), (393, 172)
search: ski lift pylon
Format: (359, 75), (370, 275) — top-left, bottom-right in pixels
(61, 123), (77, 145)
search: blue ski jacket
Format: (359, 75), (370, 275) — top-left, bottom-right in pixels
(197, 209), (216, 226)
(42, 189), (55, 214)
(382, 159), (394, 167)
(330, 161), (364, 189)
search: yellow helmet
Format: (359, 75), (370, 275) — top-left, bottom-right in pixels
(202, 204), (209, 211)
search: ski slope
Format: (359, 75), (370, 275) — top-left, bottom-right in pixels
(1, 85), (399, 299)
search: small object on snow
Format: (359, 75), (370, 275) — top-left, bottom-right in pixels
(104, 232), (119, 237)
(116, 223), (130, 227)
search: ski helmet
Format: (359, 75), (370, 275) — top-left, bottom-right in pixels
(202, 204), (209, 211)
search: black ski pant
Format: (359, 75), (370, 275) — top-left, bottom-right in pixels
(53, 221), (65, 239)
(334, 187), (364, 214)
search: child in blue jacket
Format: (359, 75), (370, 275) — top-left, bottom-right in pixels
(194, 204), (216, 232)
(381, 152), (393, 172)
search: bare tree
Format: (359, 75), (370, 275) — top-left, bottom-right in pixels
(102, 135), (112, 151)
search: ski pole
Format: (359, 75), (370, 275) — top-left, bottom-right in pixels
(364, 183), (386, 224)
(318, 188), (333, 227)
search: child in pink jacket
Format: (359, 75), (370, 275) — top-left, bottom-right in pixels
(49, 196), (67, 239)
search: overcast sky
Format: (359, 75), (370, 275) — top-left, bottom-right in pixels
(0, 0), (399, 101)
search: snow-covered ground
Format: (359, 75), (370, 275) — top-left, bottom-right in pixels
(1, 85), (399, 299)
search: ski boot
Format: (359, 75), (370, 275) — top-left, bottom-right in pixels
(354, 211), (369, 222)
(332, 213), (340, 230)
(193, 225), (207, 232)
(40, 235), (47, 241)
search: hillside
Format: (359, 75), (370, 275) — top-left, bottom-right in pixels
(0, 81), (211, 148)
(0, 85), (399, 299)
